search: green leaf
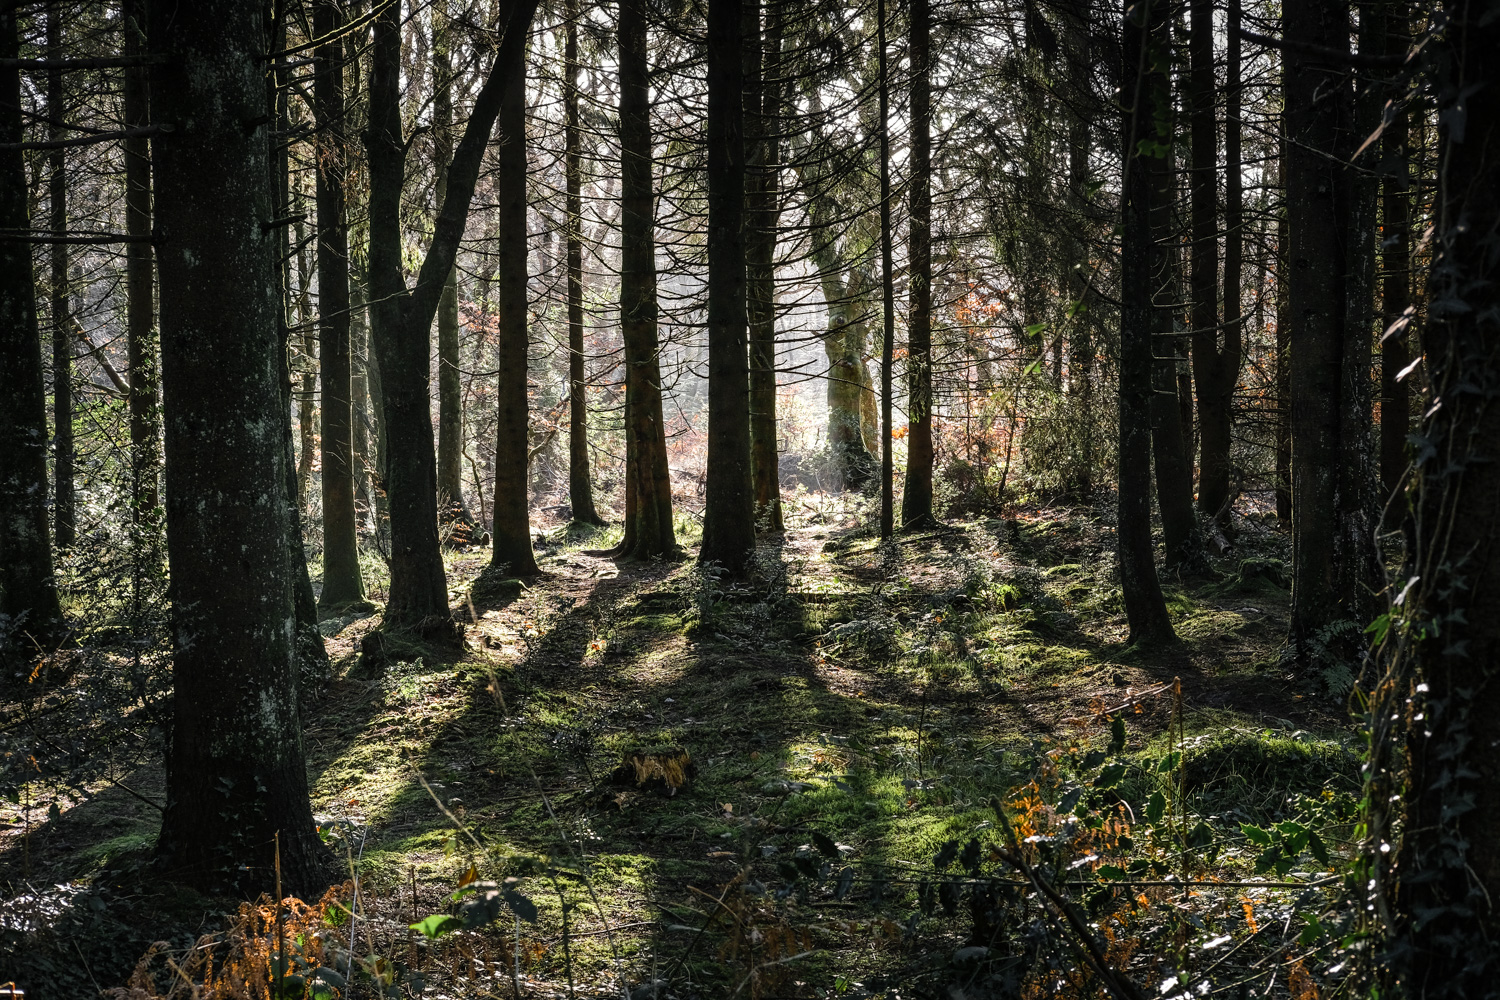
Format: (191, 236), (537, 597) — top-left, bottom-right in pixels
(1365, 613), (1392, 644)
(1057, 787), (1084, 814)
(1145, 791), (1166, 825)
(1096, 864), (1127, 881)
(1109, 715), (1127, 754)
(812, 831), (840, 858)
(1298, 912), (1325, 946)
(410, 914), (463, 940)
(1240, 823), (1273, 847)
(1094, 762), (1127, 789)
(1157, 751), (1181, 773)
(1025, 321), (1048, 337)
(1080, 749), (1107, 770)
(1309, 832), (1331, 867)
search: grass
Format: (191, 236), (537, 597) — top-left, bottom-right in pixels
(2, 495), (1365, 999)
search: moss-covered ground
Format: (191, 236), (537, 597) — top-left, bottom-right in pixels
(1, 498), (1362, 999)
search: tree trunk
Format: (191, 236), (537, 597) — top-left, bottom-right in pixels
(433, 6), (472, 530)
(350, 265), (376, 532)
(1118, 0), (1175, 647)
(699, 0), (756, 576)
(147, 0), (329, 896)
(488, 32), (541, 577)
(364, 0), (539, 623)
(747, 0), (784, 531)
(316, 0), (365, 610)
(615, 0), (677, 559)
(1394, 8), (1500, 988)
(901, 0), (936, 528)
(0, 9), (66, 662)
(1063, 0), (1095, 500)
(48, 12), (74, 552)
(1144, 11), (1202, 572)
(1274, 158), (1291, 522)
(1376, 0), (1410, 524)
(564, 0), (603, 528)
(270, 3), (331, 689)
(876, 0), (895, 540)
(1285, 0), (1375, 658)
(1188, 0), (1236, 531)
(123, 0), (160, 550)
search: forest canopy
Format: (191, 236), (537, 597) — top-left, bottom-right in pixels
(2, 0), (1499, 998)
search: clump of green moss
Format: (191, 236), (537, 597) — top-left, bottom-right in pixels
(1178, 728), (1359, 818)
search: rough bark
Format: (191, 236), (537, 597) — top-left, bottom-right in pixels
(699, 0), (756, 576)
(364, 0), (540, 624)
(0, 9), (66, 662)
(1376, 0), (1411, 521)
(564, 0), (603, 527)
(806, 201), (879, 490)
(615, 0), (677, 559)
(876, 0), (895, 540)
(123, 0), (160, 543)
(1274, 158), (1291, 522)
(147, 0), (329, 896)
(1395, 7), (1500, 988)
(270, 5), (331, 689)
(1188, 0), (1237, 530)
(315, 0), (365, 610)
(1118, 0), (1176, 647)
(433, 6), (473, 530)
(901, 0), (936, 528)
(488, 35), (541, 577)
(1285, 0), (1376, 657)
(1144, 10), (1203, 572)
(48, 12), (73, 552)
(747, 0), (785, 531)
(1063, 0), (1095, 500)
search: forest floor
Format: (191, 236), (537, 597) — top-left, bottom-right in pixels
(1, 493), (1364, 1000)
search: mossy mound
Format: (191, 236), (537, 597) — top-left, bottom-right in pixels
(1179, 728), (1359, 818)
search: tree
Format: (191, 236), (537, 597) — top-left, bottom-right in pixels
(1284, 0), (1376, 658)
(315, 0), (366, 611)
(900, 0), (936, 530)
(876, 0), (895, 541)
(699, 0), (756, 576)
(1188, 0), (1238, 533)
(488, 17), (541, 579)
(147, 0), (328, 895)
(1375, 0), (1411, 523)
(365, 0), (540, 624)
(1391, 6), (1500, 989)
(48, 9), (74, 552)
(1118, 0), (1175, 647)
(564, 0), (604, 528)
(269, 2), (331, 689)
(122, 0), (160, 567)
(613, 0), (677, 560)
(433, 4), (476, 534)
(0, 8), (66, 664)
(746, 0), (784, 532)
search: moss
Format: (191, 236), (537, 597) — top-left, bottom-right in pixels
(1177, 728), (1360, 817)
